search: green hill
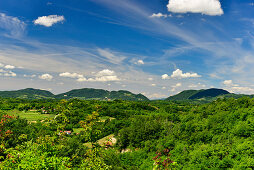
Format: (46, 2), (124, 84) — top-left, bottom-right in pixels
(167, 88), (230, 101)
(0, 88), (55, 99)
(56, 88), (149, 101)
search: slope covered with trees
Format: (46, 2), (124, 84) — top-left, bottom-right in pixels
(0, 97), (254, 169)
(0, 88), (55, 99)
(0, 88), (149, 101)
(167, 88), (230, 101)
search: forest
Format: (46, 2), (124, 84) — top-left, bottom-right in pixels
(0, 97), (254, 169)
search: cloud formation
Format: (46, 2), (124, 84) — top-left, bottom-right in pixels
(0, 13), (26, 37)
(88, 69), (120, 82)
(150, 13), (168, 18)
(0, 69), (16, 77)
(171, 69), (201, 79)
(135, 59), (145, 65)
(162, 69), (201, 79)
(4, 65), (15, 69)
(39, 74), (53, 81)
(59, 72), (84, 79)
(34, 15), (65, 27)
(167, 0), (223, 16)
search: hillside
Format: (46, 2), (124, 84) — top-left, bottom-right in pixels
(0, 88), (55, 99)
(56, 88), (149, 101)
(167, 88), (230, 101)
(0, 88), (149, 101)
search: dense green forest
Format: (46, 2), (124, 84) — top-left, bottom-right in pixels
(0, 88), (148, 101)
(0, 96), (254, 169)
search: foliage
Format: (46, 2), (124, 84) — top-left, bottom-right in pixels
(0, 97), (254, 169)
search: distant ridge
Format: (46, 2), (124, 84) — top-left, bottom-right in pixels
(0, 88), (54, 99)
(167, 88), (230, 101)
(0, 88), (149, 101)
(56, 88), (149, 101)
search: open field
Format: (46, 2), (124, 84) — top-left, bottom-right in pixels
(1, 109), (55, 122)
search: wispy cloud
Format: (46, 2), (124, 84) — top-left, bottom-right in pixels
(0, 13), (26, 38)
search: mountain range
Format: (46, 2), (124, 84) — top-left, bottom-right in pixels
(0, 88), (253, 101)
(0, 88), (149, 101)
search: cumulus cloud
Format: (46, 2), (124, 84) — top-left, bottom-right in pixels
(92, 69), (119, 81)
(223, 80), (233, 86)
(0, 13), (26, 37)
(150, 13), (168, 18)
(4, 65), (15, 69)
(0, 69), (16, 77)
(88, 75), (119, 82)
(151, 84), (156, 87)
(39, 74), (53, 81)
(167, 0), (224, 16)
(223, 80), (239, 87)
(59, 72), (84, 79)
(222, 80), (254, 94)
(135, 59), (145, 65)
(162, 69), (201, 79)
(96, 69), (115, 76)
(148, 77), (153, 81)
(34, 15), (65, 27)
(162, 74), (170, 80)
(59, 69), (120, 82)
(172, 83), (182, 88)
(171, 69), (201, 79)
(77, 77), (87, 82)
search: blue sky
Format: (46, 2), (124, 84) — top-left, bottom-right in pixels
(0, 0), (254, 99)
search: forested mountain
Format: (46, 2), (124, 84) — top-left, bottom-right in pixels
(56, 88), (149, 101)
(167, 88), (230, 101)
(0, 88), (149, 101)
(0, 88), (55, 99)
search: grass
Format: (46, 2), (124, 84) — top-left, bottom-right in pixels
(2, 109), (55, 122)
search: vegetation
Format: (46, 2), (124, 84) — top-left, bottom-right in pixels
(166, 88), (250, 102)
(0, 94), (254, 169)
(0, 88), (149, 101)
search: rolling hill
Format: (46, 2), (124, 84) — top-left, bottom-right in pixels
(167, 88), (230, 101)
(56, 88), (149, 101)
(0, 88), (149, 101)
(0, 88), (55, 99)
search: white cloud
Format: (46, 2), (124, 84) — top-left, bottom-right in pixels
(4, 65), (15, 69)
(24, 74), (36, 78)
(96, 75), (119, 82)
(223, 80), (239, 87)
(135, 59), (144, 65)
(148, 77), (153, 81)
(39, 74), (53, 81)
(223, 80), (233, 86)
(59, 72), (84, 79)
(151, 84), (156, 87)
(147, 93), (167, 99)
(162, 74), (170, 80)
(162, 87), (166, 89)
(34, 15), (65, 27)
(0, 69), (16, 77)
(172, 83), (182, 88)
(77, 77), (87, 82)
(97, 48), (125, 64)
(0, 13), (26, 37)
(0, 63), (4, 67)
(171, 69), (201, 79)
(97, 69), (115, 76)
(188, 84), (198, 88)
(150, 13), (168, 18)
(167, 0), (223, 16)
